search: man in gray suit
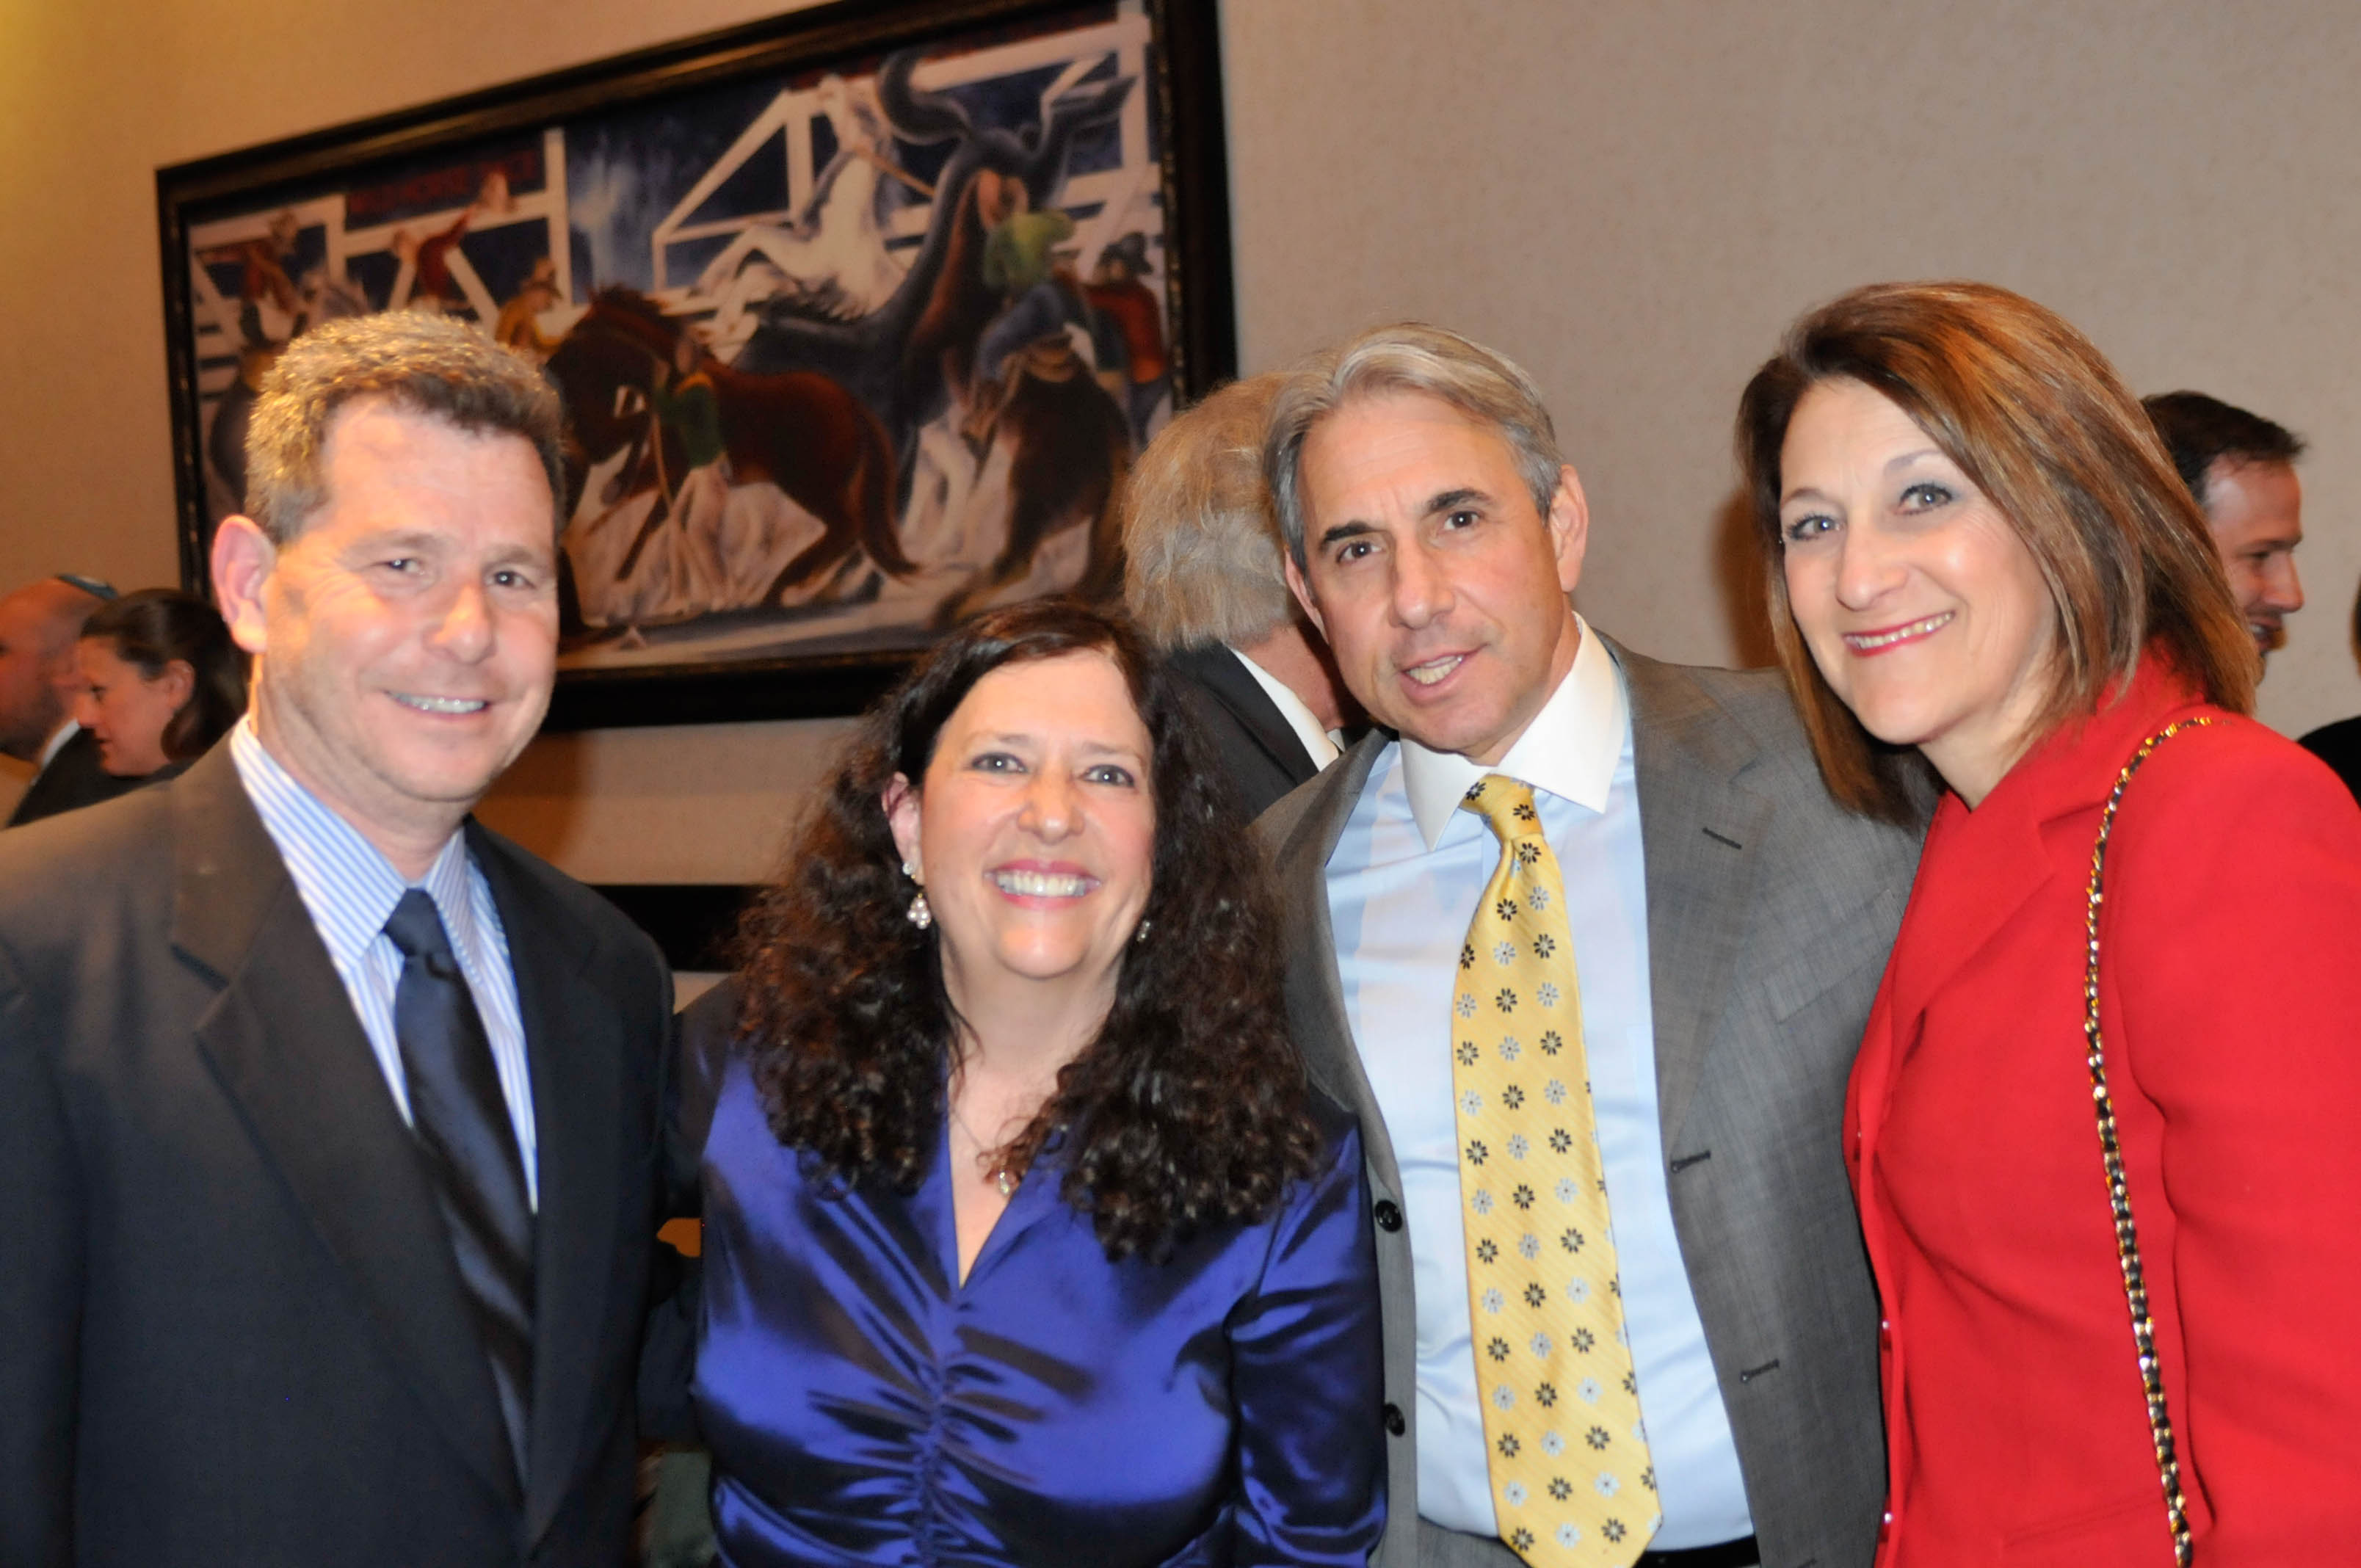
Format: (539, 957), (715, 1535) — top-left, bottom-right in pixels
(1257, 324), (1920, 1568)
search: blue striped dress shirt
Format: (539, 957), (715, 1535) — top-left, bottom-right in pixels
(228, 717), (539, 1208)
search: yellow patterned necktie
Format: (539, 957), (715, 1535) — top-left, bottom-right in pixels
(1454, 775), (1657, 1568)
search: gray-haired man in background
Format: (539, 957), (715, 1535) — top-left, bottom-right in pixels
(1122, 372), (1357, 816)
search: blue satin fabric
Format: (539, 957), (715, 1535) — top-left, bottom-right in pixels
(694, 1054), (1386, 1566)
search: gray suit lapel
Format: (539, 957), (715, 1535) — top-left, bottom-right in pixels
(1260, 730), (1422, 1558)
(1261, 730), (1401, 1186)
(1609, 639), (1774, 1149)
(172, 747), (521, 1510)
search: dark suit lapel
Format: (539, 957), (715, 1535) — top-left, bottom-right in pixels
(471, 827), (626, 1544)
(1610, 642), (1777, 1147)
(1175, 643), (1322, 787)
(1266, 730), (1402, 1184)
(172, 747), (520, 1509)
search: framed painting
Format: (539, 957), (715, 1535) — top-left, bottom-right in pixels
(157, 0), (1233, 728)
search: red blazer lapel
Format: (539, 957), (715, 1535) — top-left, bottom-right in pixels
(1884, 661), (2210, 1039)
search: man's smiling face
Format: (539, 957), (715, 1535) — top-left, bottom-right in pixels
(1285, 391), (1587, 766)
(228, 396), (559, 847)
(2202, 456), (2304, 661)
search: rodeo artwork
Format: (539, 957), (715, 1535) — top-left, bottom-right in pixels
(179, 4), (1174, 672)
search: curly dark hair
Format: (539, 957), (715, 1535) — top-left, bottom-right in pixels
(732, 598), (1323, 1260)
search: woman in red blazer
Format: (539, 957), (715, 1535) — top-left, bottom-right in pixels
(1733, 280), (2361, 1565)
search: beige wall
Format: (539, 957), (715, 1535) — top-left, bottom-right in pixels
(5, 0), (2357, 855)
(1225, 1), (2361, 738)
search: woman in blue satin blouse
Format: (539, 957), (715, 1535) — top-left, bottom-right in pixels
(675, 599), (1385, 1566)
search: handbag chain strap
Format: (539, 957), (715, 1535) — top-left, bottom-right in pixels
(2083, 715), (2216, 1568)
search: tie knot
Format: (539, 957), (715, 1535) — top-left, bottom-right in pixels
(384, 888), (457, 968)
(1459, 774), (1540, 841)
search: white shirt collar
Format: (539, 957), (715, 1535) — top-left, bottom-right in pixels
(1399, 613), (1625, 849)
(33, 719), (80, 774)
(1230, 647), (1343, 769)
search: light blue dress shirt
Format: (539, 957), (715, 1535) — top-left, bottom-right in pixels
(1325, 620), (1752, 1549)
(229, 716), (540, 1207)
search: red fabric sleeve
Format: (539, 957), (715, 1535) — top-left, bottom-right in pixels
(2107, 722), (2361, 1558)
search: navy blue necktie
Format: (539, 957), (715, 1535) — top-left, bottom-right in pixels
(385, 888), (534, 1485)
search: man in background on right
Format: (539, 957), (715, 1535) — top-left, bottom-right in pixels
(2141, 393), (2361, 802)
(2142, 391), (2305, 665)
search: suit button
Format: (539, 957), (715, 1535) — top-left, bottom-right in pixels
(1373, 1199), (1403, 1233)
(1383, 1402), (1406, 1436)
(1879, 1317), (1892, 1351)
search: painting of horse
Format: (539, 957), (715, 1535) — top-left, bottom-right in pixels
(547, 289), (905, 635)
(162, 0), (1231, 724)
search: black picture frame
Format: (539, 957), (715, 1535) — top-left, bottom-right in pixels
(157, 0), (1233, 730)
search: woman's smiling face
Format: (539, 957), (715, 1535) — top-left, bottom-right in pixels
(1777, 377), (2059, 804)
(887, 649), (1157, 1009)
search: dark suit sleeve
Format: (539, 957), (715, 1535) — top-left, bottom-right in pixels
(2297, 716), (2361, 807)
(639, 977), (739, 1444)
(0, 940), (79, 1566)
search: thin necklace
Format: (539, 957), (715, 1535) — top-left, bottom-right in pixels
(948, 1099), (1020, 1197)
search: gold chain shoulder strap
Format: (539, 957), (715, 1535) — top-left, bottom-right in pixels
(2083, 715), (2217, 1568)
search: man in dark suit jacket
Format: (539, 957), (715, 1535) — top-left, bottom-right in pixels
(0, 314), (672, 1566)
(0, 575), (144, 827)
(1257, 324), (1922, 1568)
(5, 724), (144, 825)
(1123, 372), (1357, 817)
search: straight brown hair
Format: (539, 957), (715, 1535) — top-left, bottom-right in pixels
(1736, 280), (2255, 821)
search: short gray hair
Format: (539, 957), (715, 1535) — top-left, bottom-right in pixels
(1120, 373), (1295, 649)
(1264, 322), (1566, 566)
(244, 312), (566, 544)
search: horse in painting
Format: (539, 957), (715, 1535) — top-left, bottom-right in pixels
(736, 47), (1142, 625)
(546, 289), (907, 625)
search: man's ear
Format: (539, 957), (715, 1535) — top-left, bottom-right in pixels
(1283, 551), (1327, 639)
(211, 516), (278, 658)
(1545, 464), (1592, 595)
(882, 774), (922, 881)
